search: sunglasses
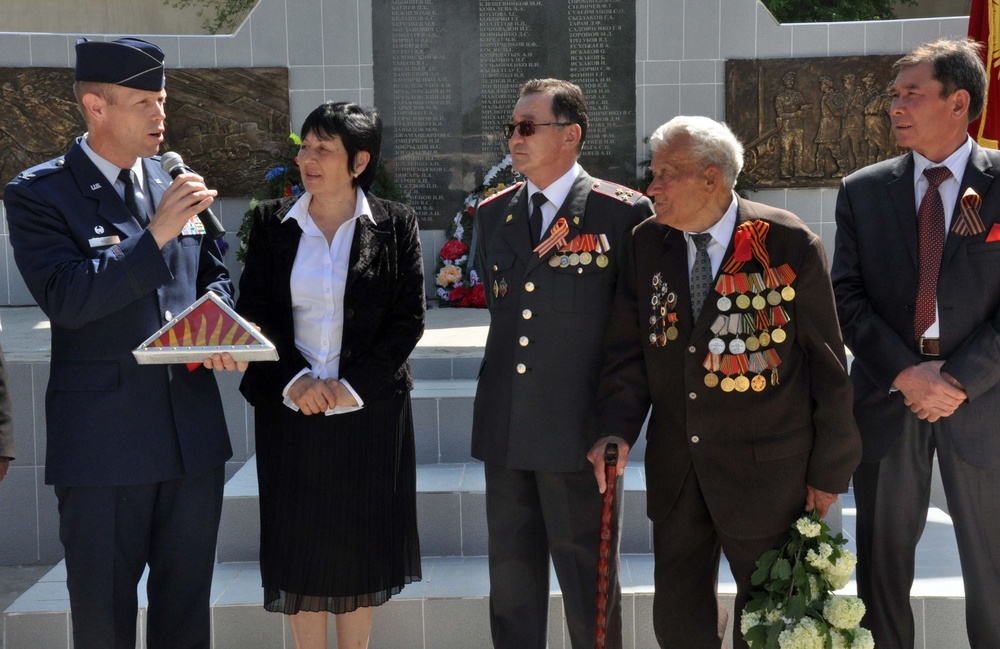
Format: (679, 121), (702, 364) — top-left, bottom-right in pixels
(502, 120), (573, 139)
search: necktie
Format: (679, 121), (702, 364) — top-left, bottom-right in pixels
(914, 166), (951, 341)
(690, 233), (713, 320)
(118, 168), (145, 224)
(530, 192), (548, 246)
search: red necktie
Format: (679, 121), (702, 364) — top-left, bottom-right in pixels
(914, 166), (951, 341)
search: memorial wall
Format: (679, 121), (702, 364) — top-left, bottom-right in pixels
(373, 0), (636, 228)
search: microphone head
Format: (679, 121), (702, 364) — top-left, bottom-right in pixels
(160, 151), (184, 174)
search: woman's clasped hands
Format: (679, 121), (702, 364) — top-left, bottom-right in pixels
(288, 375), (359, 415)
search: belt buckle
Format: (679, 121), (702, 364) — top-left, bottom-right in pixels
(918, 336), (940, 357)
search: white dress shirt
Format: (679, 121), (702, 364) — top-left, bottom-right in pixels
(526, 163), (582, 233)
(280, 188), (371, 415)
(683, 192), (740, 278)
(81, 135), (152, 219)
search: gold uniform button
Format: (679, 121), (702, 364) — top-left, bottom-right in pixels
(516, 363), (527, 374)
(493, 264), (499, 271)
(691, 435), (700, 444)
(525, 282), (535, 292)
(519, 336), (529, 347)
(522, 309), (532, 320)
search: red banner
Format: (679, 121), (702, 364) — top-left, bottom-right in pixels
(969, 0), (1000, 148)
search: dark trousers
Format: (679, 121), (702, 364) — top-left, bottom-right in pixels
(55, 465), (225, 649)
(853, 415), (1000, 649)
(651, 465), (786, 649)
(485, 462), (621, 649)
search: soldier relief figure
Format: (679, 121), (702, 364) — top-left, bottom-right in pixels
(729, 58), (902, 187)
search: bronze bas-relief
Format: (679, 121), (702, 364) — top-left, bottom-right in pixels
(0, 67), (290, 197)
(726, 56), (904, 189)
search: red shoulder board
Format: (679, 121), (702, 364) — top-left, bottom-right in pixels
(478, 181), (523, 207)
(590, 179), (643, 205)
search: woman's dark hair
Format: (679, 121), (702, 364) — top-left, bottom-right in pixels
(299, 101), (382, 190)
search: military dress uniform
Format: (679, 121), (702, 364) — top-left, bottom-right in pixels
(472, 169), (652, 649)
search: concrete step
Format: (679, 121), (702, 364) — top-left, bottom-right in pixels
(1, 555), (723, 649)
(3, 512), (972, 649)
(217, 456), (654, 563)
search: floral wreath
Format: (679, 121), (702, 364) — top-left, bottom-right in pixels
(434, 154), (522, 308)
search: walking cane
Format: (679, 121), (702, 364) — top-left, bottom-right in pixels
(595, 442), (618, 649)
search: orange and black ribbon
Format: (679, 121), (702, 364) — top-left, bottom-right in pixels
(952, 187), (986, 237)
(722, 220), (771, 273)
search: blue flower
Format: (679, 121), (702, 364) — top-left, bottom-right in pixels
(265, 166), (287, 181)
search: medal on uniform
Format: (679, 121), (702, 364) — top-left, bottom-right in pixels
(580, 251), (592, 265)
(759, 330), (772, 347)
(719, 355), (736, 392)
(770, 305), (789, 343)
(702, 352), (722, 388)
(560, 255), (570, 267)
(776, 263), (797, 301)
(649, 273), (679, 347)
(741, 313), (760, 351)
(708, 315), (727, 354)
(596, 254), (609, 267)
(733, 353), (750, 392)
(734, 375), (750, 392)
(714, 274), (735, 312)
(549, 255), (561, 267)
(749, 273), (767, 310)
(569, 253), (580, 266)
(748, 353), (767, 392)
(729, 337), (746, 354)
(764, 348), (782, 385)
(595, 235), (611, 268)
(734, 273), (751, 310)
(493, 280), (499, 298)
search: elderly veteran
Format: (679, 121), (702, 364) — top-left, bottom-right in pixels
(589, 116), (860, 649)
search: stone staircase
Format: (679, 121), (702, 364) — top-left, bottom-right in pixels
(2, 309), (971, 648)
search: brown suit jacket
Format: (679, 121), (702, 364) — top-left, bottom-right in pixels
(598, 198), (861, 539)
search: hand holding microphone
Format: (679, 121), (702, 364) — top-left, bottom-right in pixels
(160, 152), (226, 240)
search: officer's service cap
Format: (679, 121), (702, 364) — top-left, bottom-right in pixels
(74, 38), (165, 92)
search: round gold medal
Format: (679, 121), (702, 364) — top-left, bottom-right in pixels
(596, 254), (609, 268)
(580, 252), (593, 265)
(704, 373), (719, 388)
(772, 327), (787, 344)
(745, 336), (760, 352)
(781, 286), (796, 301)
(751, 295), (766, 310)
(734, 375), (750, 392)
(736, 294), (751, 310)
(666, 326), (679, 340)
(569, 253), (580, 266)
(759, 331), (772, 347)
(549, 255), (561, 267)
(720, 377), (736, 392)
(751, 375), (767, 392)
(767, 290), (782, 306)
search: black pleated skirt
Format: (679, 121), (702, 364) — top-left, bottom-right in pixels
(254, 391), (421, 614)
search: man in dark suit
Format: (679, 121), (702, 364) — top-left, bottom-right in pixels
(5, 37), (244, 649)
(832, 38), (1000, 649)
(473, 78), (653, 649)
(590, 116), (860, 649)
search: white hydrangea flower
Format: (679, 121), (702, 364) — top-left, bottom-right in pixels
(740, 610), (762, 635)
(777, 617), (825, 649)
(806, 574), (822, 604)
(823, 549), (858, 590)
(765, 604), (784, 624)
(796, 518), (822, 538)
(830, 631), (849, 649)
(823, 596), (866, 630)
(851, 627), (875, 649)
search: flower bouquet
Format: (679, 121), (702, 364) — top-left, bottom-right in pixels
(741, 512), (872, 649)
(434, 154), (521, 307)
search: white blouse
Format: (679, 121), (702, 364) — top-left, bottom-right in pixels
(280, 188), (372, 415)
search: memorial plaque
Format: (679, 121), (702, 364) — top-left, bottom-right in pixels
(725, 56), (902, 189)
(0, 67), (290, 197)
(374, 0), (637, 227)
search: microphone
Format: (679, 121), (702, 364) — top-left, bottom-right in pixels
(160, 151), (226, 240)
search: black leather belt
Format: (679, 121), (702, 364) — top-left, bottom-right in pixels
(918, 337), (940, 357)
